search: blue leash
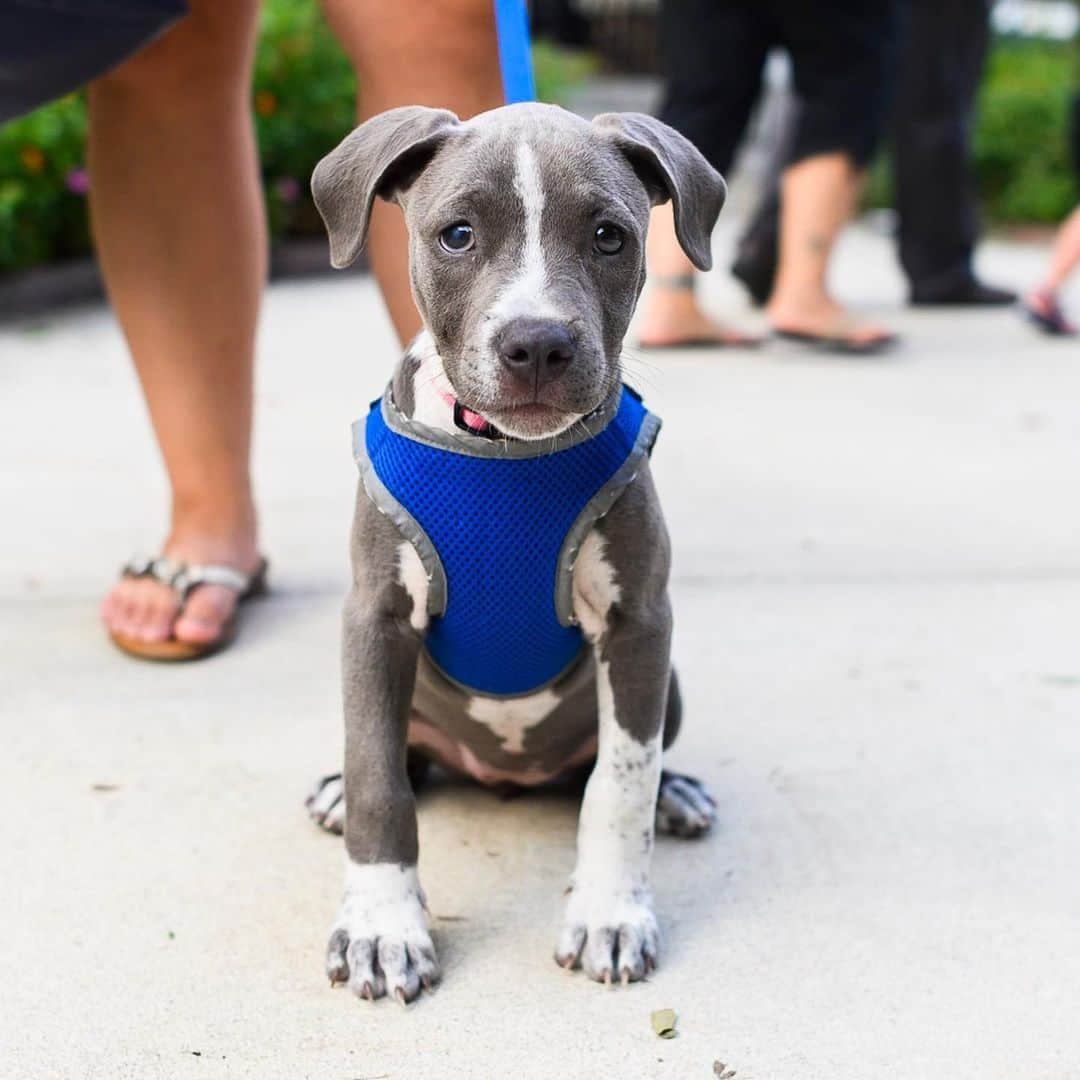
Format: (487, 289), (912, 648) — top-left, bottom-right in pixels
(494, 0), (536, 104)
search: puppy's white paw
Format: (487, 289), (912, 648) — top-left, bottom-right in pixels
(326, 863), (439, 1005)
(655, 770), (717, 838)
(555, 882), (659, 984)
(306, 773), (345, 835)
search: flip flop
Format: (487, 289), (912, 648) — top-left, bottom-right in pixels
(774, 325), (898, 356)
(636, 333), (764, 351)
(108, 554), (268, 662)
(1021, 292), (1077, 336)
(638, 272), (763, 350)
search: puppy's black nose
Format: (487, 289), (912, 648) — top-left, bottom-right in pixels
(496, 318), (575, 387)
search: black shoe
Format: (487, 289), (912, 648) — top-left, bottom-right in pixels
(910, 277), (1017, 306)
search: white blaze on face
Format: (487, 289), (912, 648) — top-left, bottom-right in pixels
(485, 141), (562, 340)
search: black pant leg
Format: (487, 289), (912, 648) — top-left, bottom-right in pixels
(657, 0), (772, 177)
(893, 0), (991, 293)
(0, 1), (187, 124)
(779, 0), (897, 168)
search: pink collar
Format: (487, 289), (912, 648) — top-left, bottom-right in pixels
(438, 390), (498, 437)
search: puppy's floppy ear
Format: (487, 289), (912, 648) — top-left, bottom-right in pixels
(593, 112), (726, 271)
(312, 106), (461, 269)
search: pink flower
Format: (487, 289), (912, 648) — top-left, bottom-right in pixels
(66, 168), (90, 195)
(275, 176), (300, 204)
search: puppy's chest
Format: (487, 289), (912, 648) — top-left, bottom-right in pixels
(408, 649), (599, 786)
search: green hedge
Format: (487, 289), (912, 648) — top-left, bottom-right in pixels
(973, 40), (1077, 222)
(0, 4), (593, 274)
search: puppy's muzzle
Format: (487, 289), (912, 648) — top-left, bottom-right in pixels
(496, 317), (576, 390)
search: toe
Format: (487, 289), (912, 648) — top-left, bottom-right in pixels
(378, 939), (420, 1004)
(554, 922), (585, 970)
(582, 925), (618, 983)
(136, 582), (181, 643)
(105, 578), (140, 636)
(119, 580), (159, 640)
(326, 928), (350, 985)
(173, 584), (237, 645)
(617, 923), (646, 983)
(346, 937), (384, 1000)
(407, 940), (440, 991)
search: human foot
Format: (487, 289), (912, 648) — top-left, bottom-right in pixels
(101, 523), (262, 653)
(1022, 289), (1077, 336)
(637, 277), (760, 349)
(768, 295), (896, 354)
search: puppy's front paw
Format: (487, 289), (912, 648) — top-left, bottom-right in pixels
(326, 863), (439, 1005)
(555, 883), (659, 985)
(306, 772), (345, 834)
(655, 770), (717, 838)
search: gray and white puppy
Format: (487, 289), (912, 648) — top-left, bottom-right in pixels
(309, 102), (725, 1004)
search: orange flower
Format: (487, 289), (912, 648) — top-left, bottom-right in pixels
(20, 146), (45, 174)
(254, 90), (278, 117)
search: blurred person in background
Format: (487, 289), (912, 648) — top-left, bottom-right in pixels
(1021, 93), (1080, 335)
(732, 0), (1016, 309)
(638, 0), (898, 355)
(1, 0), (503, 660)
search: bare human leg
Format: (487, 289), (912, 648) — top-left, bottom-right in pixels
(1024, 204), (1080, 335)
(91, 0), (265, 648)
(637, 203), (759, 348)
(320, 0), (506, 345)
(766, 152), (895, 350)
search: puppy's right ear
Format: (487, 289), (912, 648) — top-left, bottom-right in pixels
(312, 106), (460, 269)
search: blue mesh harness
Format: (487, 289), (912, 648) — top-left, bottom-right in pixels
(354, 386), (660, 697)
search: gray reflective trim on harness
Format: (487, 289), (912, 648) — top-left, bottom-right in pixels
(554, 411), (662, 628)
(352, 415), (448, 617)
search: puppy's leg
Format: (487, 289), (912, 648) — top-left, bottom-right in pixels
(306, 749), (432, 836)
(557, 486), (671, 985)
(655, 672), (718, 838)
(326, 503), (438, 1005)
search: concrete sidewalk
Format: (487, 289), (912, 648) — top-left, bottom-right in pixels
(2, 221), (1080, 1080)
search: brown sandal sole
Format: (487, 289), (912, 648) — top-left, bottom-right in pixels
(107, 558), (266, 663)
(109, 617), (239, 662)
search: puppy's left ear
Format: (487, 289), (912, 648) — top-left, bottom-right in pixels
(593, 112), (726, 271)
(312, 105), (461, 269)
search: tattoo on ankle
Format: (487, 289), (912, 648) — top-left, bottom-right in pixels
(807, 234), (828, 254)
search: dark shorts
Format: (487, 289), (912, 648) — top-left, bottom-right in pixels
(658, 0), (897, 174)
(0, 0), (187, 124)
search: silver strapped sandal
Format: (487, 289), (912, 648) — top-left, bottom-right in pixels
(109, 554), (268, 661)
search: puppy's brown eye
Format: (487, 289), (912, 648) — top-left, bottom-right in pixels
(439, 222), (475, 253)
(593, 223), (624, 255)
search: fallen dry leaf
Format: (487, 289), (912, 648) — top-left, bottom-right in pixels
(651, 1008), (677, 1039)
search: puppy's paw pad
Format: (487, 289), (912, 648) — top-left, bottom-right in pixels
(555, 887), (659, 985)
(326, 866), (439, 1004)
(306, 773), (345, 835)
(656, 770), (717, 838)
